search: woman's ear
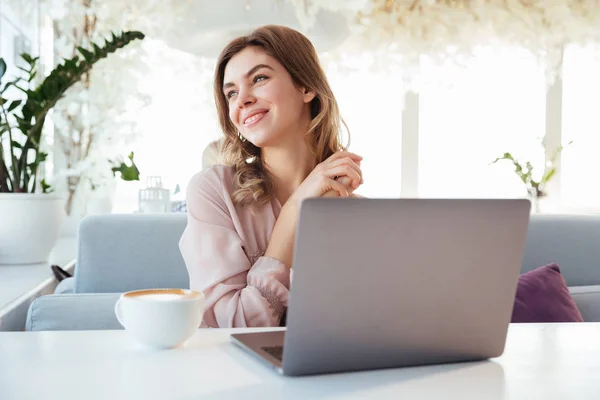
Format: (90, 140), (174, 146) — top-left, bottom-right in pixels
(302, 88), (316, 104)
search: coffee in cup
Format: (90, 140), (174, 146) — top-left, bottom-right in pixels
(114, 288), (205, 349)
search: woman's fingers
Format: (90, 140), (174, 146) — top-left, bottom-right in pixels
(335, 175), (353, 189)
(326, 157), (363, 187)
(326, 151), (363, 164)
(309, 152), (364, 198)
(328, 165), (361, 188)
(321, 188), (341, 198)
(328, 178), (350, 198)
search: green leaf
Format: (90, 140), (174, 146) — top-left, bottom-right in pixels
(129, 31), (145, 40)
(77, 47), (95, 63)
(0, 78), (22, 94)
(40, 179), (53, 194)
(14, 85), (28, 94)
(21, 53), (33, 64)
(7, 99), (21, 112)
(93, 43), (104, 56)
(27, 152), (48, 170)
(64, 56), (79, 70)
(111, 151), (140, 181)
(541, 168), (556, 184)
(11, 140), (23, 149)
(491, 152), (515, 164)
(42, 79), (59, 100)
(0, 58), (6, 81)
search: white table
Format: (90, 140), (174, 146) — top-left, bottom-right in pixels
(1, 323), (599, 399)
(0, 237), (77, 331)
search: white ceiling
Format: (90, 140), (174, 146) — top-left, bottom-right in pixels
(157, 0), (350, 58)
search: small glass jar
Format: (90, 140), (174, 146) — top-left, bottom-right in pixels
(138, 176), (171, 213)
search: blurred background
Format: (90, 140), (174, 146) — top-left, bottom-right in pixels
(2, 0), (600, 226)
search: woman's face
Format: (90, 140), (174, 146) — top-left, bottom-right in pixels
(222, 46), (315, 148)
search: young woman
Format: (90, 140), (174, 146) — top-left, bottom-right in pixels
(179, 25), (363, 328)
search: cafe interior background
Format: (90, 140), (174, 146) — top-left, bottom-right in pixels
(2, 0), (600, 234)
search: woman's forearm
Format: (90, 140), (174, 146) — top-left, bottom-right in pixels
(265, 176), (359, 268)
(264, 200), (299, 269)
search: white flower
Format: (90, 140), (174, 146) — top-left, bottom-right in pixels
(291, 0), (600, 89)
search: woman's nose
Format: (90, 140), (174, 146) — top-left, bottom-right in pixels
(237, 87), (256, 108)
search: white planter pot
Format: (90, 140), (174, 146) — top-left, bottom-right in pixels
(0, 194), (66, 264)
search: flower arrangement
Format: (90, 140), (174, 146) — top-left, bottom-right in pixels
(288, 0), (600, 88)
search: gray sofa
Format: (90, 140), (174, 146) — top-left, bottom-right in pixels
(25, 213), (600, 331)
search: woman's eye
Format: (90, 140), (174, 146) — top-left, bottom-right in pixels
(226, 90), (237, 99)
(253, 75), (268, 83)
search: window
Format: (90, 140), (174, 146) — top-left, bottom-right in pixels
(561, 44), (600, 211)
(0, 1), (46, 182)
(418, 48), (547, 199)
(111, 42), (219, 213)
(326, 60), (403, 198)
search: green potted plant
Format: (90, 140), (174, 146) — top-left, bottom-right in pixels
(491, 142), (570, 213)
(0, 30), (144, 264)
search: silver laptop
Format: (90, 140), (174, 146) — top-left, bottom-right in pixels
(231, 198), (531, 376)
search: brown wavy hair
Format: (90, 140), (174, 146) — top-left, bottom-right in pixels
(214, 25), (349, 207)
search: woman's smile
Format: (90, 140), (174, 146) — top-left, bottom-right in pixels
(243, 109), (269, 128)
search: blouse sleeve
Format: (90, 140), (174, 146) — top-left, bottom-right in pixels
(179, 169), (290, 328)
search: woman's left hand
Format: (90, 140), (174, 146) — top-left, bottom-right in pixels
(322, 161), (363, 198)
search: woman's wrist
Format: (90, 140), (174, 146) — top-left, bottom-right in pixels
(283, 194), (300, 211)
(265, 200), (298, 269)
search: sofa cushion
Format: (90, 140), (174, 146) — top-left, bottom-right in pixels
(75, 214), (189, 293)
(26, 293), (122, 331)
(522, 215), (600, 286)
(569, 285), (600, 322)
(512, 263), (584, 323)
(54, 276), (75, 294)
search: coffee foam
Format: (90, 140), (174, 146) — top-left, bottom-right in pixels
(137, 294), (185, 301)
(124, 289), (200, 300)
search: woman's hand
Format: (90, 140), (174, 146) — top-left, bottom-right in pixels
(327, 169), (363, 198)
(288, 152), (363, 205)
(323, 158), (363, 198)
(265, 152), (363, 269)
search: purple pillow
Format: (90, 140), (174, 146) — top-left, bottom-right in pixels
(511, 263), (584, 323)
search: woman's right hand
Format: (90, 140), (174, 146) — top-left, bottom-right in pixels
(288, 151), (363, 206)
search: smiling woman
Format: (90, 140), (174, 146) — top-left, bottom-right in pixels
(213, 26), (357, 207)
(223, 54), (311, 151)
(179, 25), (364, 328)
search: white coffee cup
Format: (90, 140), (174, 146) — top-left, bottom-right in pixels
(114, 288), (205, 349)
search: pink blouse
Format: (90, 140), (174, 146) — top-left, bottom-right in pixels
(179, 165), (291, 328)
